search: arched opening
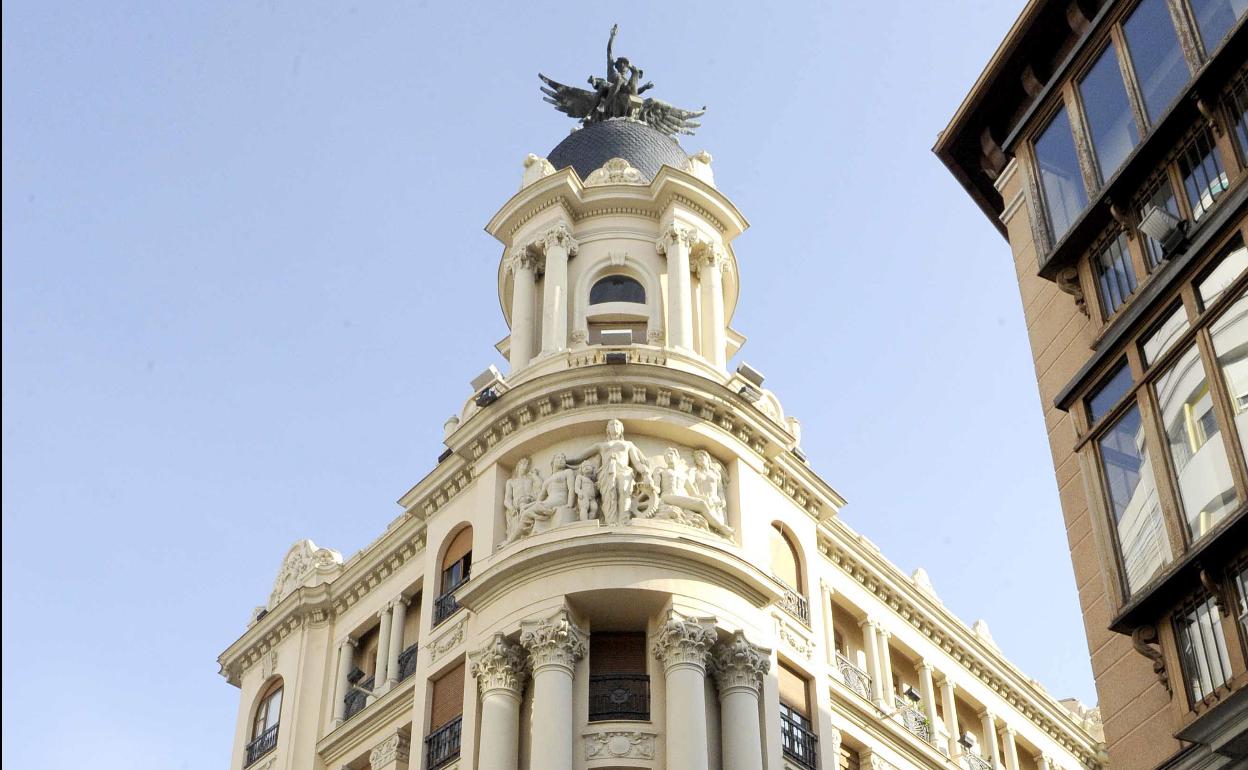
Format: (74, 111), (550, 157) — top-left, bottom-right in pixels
(586, 274), (648, 345)
(246, 678), (282, 765)
(434, 526), (472, 626)
(769, 523), (810, 624)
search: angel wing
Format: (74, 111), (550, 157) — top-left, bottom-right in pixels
(638, 98), (706, 137)
(539, 74), (599, 121)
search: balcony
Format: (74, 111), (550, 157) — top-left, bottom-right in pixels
(963, 753), (993, 770)
(588, 674), (650, 722)
(397, 642), (420, 682)
(893, 696), (933, 743)
(780, 711), (818, 770)
(244, 724), (278, 766)
(425, 716), (462, 770)
(433, 587), (463, 626)
(835, 652), (872, 700)
(777, 586), (810, 626)
(342, 675), (372, 720)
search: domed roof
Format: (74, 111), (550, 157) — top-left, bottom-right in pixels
(548, 119), (690, 182)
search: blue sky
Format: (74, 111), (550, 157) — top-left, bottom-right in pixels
(2, 1), (1094, 767)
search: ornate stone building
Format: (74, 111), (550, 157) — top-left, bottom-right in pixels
(219, 42), (1106, 770)
(935, 2), (1246, 769)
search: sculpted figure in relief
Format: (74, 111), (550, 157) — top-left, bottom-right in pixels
(575, 461), (599, 521)
(567, 419), (652, 525)
(503, 457), (542, 542)
(647, 447), (731, 536)
(503, 454), (579, 545)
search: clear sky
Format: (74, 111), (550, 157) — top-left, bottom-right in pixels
(2, 1), (1096, 767)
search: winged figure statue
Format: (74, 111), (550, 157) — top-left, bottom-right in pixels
(538, 24), (705, 137)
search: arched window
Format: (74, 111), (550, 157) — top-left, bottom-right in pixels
(590, 275), (646, 305)
(246, 679), (282, 765)
(769, 524), (803, 591)
(434, 526), (472, 625)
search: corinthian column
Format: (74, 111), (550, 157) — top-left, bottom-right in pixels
(386, 596), (408, 687)
(333, 637), (357, 726)
(520, 608), (586, 770)
(470, 634), (528, 770)
(980, 710), (1001, 769)
(859, 618), (882, 705)
(508, 248), (540, 370)
(710, 631), (770, 770)
(697, 245), (728, 369)
(652, 610), (717, 770)
(657, 225), (696, 351)
(374, 604), (393, 694)
(540, 225), (577, 355)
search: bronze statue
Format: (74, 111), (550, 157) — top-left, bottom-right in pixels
(539, 24), (705, 137)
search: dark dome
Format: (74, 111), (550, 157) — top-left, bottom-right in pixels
(548, 119), (689, 182)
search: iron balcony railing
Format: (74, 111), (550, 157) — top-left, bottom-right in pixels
(588, 673), (650, 721)
(244, 724), (278, 766)
(780, 711), (818, 769)
(342, 675), (373, 720)
(893, 696), (933, 743)
(397, 642), (420, 682)
(963, 753), (993, 770)
(433, 586), (464, 626)
(835, 652), (872, 700)
(425, 716), (462, 769)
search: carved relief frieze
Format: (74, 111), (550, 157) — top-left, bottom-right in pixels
(427, 617), (468, 664)
(584, 730), (657, 760)
(584, 157), (647, 187)
(368, 732), (410, 768)
(773, 612), (814, 660)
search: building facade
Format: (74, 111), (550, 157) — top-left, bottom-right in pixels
(935, 2), (1247, 769)
(219, 62), (1106, 770)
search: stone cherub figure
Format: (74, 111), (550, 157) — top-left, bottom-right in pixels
(502, 453), (578, 546)
(502, 456), (542, 542)
(575, 460), (599, 521)
(566, 419), (652, 525)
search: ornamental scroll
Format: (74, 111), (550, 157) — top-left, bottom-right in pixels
(500, 420), (731, 547)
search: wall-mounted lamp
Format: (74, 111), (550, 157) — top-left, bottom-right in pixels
(1139, 205), (1187, 255)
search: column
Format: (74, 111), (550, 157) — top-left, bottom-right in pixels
(540, 225), (577, 355)
(877, 628), (895, 709)
(916, 661), (939, 738)
(657, 225), (695, 351)
(859, 618), (882, 705)
(1002, 726), (1020, 770)
(710, 631), (770, 770)
(980, 711), (1001, 769)
(333, 638), (357, 725)
(368, 730), (410, 770)
(374, 605), (393, 694)
(826, 727), (842, 768)
(938, 676), (961, 759)
(697, 245), (727, 369)
(386, 596), (408, 687)
(470, 633), (528, 770)
(819, 581), (835, 667)
(520, 608), (586, 770)
(508, 248), (539, 370)
(652, 609), (717, 770)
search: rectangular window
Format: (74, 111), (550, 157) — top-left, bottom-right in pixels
(1122, 0), (1191, 124)
(1155, 345), (1239, 540)
(1233, 561), (1248, 639)
(1143, 304), (1191, 365)
(1138, 176), (1182, 270)
(589, 633), (649, 722)
(1094, 233), (1139, 317)
(1097, 404), (1172, 592)
(1175, 594), (1233, 705)
(1081, 42), (1141, 183)
(778, 664), (817, 770)
(1088, 360), (1135, 423)
(1035, 106), (1089, 243)
(1198, 242), (1248, 307)
(1228, 72), (1248, 163)
(1210, 291), (1248, 451)
(1187, 0), (1247, 55)
(1178, 129), (1229, 221)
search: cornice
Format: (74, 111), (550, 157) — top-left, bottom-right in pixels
(316, 673), (417, 766)
(818, 519), (1102, 765)
(217, 582), (333, 686)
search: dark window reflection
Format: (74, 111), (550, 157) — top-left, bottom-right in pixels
(1123, 0), (1190, 124)
(1035, 107), (1087, 242)
(1080, 42), (1140, 182)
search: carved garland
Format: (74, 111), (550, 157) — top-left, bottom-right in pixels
(820, 534), (1098, 765)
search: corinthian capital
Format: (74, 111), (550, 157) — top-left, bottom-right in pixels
(519, 608), (586, 672)
(506, 246), (543, 275)
(470, 633), (528, 696)
(710, 630), (771, 694)
(651, 610), (717, 671)
(696, 244), (728, 274)
(542, 224), (579, 257)
(655, 224), (697, 255)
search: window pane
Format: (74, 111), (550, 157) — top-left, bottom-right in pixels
(1123, 0), (1190, 124)
(1143, 304), (1190, 365)
(1089, 361), (1135, 422)
(1229, 73), (1248, 163)
(1035, 107), (1088, 242)
(1138, 177), (1181, 270)
(1176, 596), (1233, 704)
(1094, 233), (1138, 317)
(265, 689), (282, 730)
(1156, 345), (1239, 540)
(1097, 404), (1172, 592)
(1197, 242), (1248, 307)
(1188, 0), (1247, 54)
(590, 275), (646, 304)
(1234, 563), (1248, 639)
(1081, 43), (1140, 182)
(1211, 291), (1248, 451)
(1179, 130), (1229, 221)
